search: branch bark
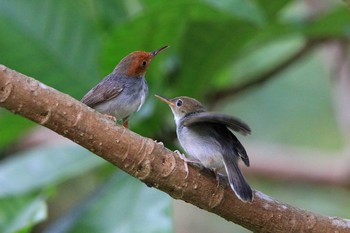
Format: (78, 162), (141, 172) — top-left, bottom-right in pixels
(0, 65), (349, 233)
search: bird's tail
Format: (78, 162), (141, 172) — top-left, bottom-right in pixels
(223, 159), (253, 202)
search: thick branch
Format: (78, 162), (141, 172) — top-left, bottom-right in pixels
(0, 65), (349, 233)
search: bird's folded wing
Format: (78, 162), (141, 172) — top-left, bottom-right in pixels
(183, 112), (251, 135)
(81, 81), (123, 108)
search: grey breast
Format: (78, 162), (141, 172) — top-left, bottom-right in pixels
(95, 76), (148, 119)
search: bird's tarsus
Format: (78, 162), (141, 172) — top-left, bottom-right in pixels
(174, 150), (189, 178)
(174, 150), (202, 178)
(104, 114), (117, 122)
(122, 117), (129, 128)
(154, 140), (164, 146)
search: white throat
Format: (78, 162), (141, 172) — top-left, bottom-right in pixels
(171, 109), (182, 127)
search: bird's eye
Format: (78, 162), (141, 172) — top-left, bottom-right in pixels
(176, 99), (183, 107)
(142, 61), (147, 67)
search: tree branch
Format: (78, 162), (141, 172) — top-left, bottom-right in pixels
(207, 38), (330, 105)
(0, 65), (349, 232)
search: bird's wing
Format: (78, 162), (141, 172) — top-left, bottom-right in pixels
(182, 112), (251, 136)
(211, 124), (250, 166)
(81, 79), (123, 108)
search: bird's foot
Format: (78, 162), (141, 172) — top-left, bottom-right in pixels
(154, 140), (164, 146)
(122, 117), (129, 128)
(122, 121), (129, 128)
(103, 114), (117, 122)
(174, 150), (202, 178)
(174, 150), (189, 178)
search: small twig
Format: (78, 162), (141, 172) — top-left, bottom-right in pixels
(207, 38), (331, 106)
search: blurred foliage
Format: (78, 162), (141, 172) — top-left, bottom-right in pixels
(0, 194), (46, 233)
(0, 145), (105, 197)
(42, 173), (172, 233)
(0, 0), (349, 232)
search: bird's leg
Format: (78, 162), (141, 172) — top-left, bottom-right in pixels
(213, 171), (227, 188)
(122, 117), (129, 128)
(174, 150), (189, 178)
(214, 170), (221, 187)
(103, 114), (117, 122)
(174, 150), (201, 165)
(174, 150), (202, 178)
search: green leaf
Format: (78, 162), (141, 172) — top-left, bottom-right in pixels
(88, 0), (139, 30)
(306, 7), (350, 36)
(232, 36), (304, 85)
(0, 0), (100, 96)
(48, 172), (173, 233)
(203, 0), (265, 25)
(254, 0), (291, 21)
(172, 20), (257, 99)
(0, 0), (103, 146)
(0, 144), (105, 197)
(0, 194), (47, 233)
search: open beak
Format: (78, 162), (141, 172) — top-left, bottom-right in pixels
(155, 94), (174, 106)
(151, 45), (169, 57)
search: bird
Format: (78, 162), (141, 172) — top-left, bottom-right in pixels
(155, 95), (253, 202)
(81, 45), (169, 128)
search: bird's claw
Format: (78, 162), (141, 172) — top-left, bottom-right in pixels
(154, 140), (164, 146)
(174, 150), (189, 178)
(103, 114), (117, 122)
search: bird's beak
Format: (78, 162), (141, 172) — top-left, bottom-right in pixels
(150, 45), (169, 57)
(155, 94), (174, 106)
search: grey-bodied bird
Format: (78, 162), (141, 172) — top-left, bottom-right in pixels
(81, 46), (169, 128)
(156, 95), (253, 202)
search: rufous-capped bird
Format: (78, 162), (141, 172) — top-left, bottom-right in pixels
(81, 46), (169, 128)
(155, 95), (253, 202)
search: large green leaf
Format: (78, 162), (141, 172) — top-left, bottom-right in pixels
(0, 0), (103, 147)
(0, 194), (47, 233)
(202, 0), (265, 25)
(306, 7), (350, 36)
(174, 19), (257, 98)
(231, 36), (304, 85)
(0, 144), (105, 197)
(44, 172), (173, 233)
(0, 0), (101, 96)
(88, 0), (139, 30)
(254, 0), (291, 22)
